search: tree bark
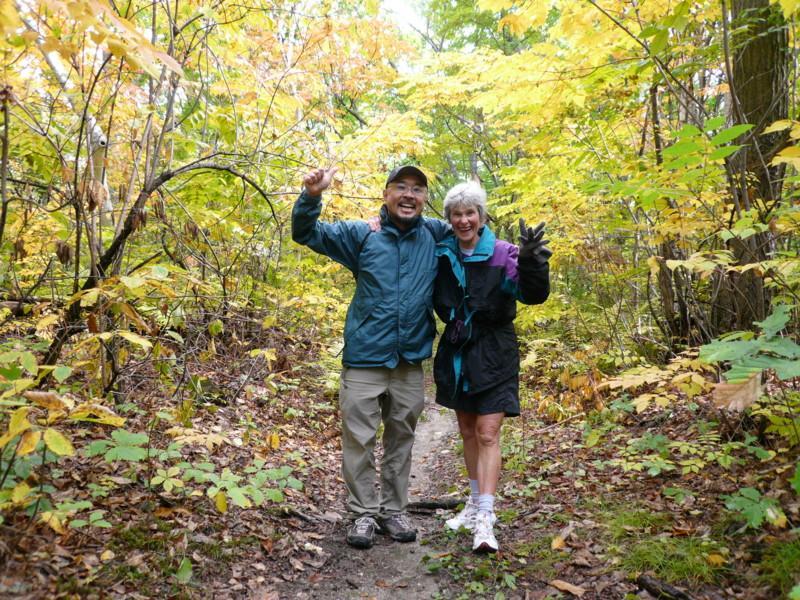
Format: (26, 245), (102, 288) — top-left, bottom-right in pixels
(716, 0), (789, 331)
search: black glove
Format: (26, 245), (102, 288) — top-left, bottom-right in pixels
(518, 218), (552, 264)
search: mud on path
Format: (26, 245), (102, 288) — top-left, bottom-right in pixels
(275, 395), (459, 599)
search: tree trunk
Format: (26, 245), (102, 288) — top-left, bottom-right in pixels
(717, 0), (789, 331)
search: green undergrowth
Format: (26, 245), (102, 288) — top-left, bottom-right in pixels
(509, 536), (561, 580)
(604, 505), (672, 541)
(620, 536), (727, 584)
(87, 519), (261, 596)
(757, 536), (800, 594)
(421, 529), (521, 599)
(596, 501), (728, 585)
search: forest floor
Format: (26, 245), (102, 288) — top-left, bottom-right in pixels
(1, 326), (799, 599)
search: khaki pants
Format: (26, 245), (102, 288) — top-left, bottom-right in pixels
(339, 364), (425, 517)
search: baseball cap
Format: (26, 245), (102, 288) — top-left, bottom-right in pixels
(385, 165), (428, 188)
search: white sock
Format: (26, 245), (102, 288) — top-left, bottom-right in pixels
(477, 494), (494, 514)
(469, 479), (480, 504)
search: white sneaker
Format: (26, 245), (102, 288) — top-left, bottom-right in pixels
(445, 501), (479, 531)
(472, 512), (498, 553)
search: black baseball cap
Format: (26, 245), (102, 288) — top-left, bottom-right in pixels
(385, 165), (428, 188)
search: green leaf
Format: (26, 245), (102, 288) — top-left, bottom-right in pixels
(86, 440), (111, 456)
(663, 140), (702, 158)
(208, 319), (224, 337)
(710, 124), (753, 146)
(768, 358), (800, 381)
(52, 365), (72, 383)
(705, 116), (726, 130)
(0, 351), (21, 365)
(263, 488), (285, 503)
(707, 145), (739, 160)
(761, 338), (800, 358)
(111, 429), (149, 446)
(105, 446), (148, 462)
(754, 305), (791, 338)
(789, 463), (800, 495)
(227, 487), (252, 508)
(286, 477), (304, 491)
(20, 352), (38, 375)
(649, 28), (669, 54)
(789, 584), (800, 600)
(699, 340), (756, 363)
(175, 557), (192, 584)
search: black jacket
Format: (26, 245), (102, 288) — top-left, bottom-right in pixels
(433, 227), (549, 403)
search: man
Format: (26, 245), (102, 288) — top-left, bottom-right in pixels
(292, 165), (448, 549)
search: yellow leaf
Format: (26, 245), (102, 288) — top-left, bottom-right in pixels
(40, 511), (65, 534)
(771, 145), (800, 168)
(478, 0), (515, 10)
(215, 491), (228, 514)
(100, 550), (115, 562)
(36, 314), (60, 333)
(17, 430), (41, 455)
(778, 0), (800, 18)
(1, 377), (36, 399)
(43, 428), (75, 456)
(117, 330), (153, 350)
(706, 553), (726, 566)
(69, 403), (126, 427)
(766, 507), (788, 528)
(647, 255), (661, 277)
(23, 391), (68, 411)
(498, 13), (531, 36)
(12, 481), (32, 503)
(551, 535), (566, 550)
(117, 302), (150, 332)
(7, 407), (32, 438)
(633, 393), (656, 413)
(79, 288), (101, 307)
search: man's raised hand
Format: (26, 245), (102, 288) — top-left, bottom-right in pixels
(303, 167), (337, 197)
(518, 218), (552, 264)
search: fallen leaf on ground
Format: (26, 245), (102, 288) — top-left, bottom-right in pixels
(549, 579), (586, 597)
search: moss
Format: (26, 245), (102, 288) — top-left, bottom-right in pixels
(605, 506), (671, 541)
(621, 536), (726, 584)
(511, 536), (563, 580)
(757, 537), (800, 594)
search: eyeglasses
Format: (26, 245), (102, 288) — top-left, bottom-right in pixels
(388, 182), (427, 196)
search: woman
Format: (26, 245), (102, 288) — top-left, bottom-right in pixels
(434, 181), (551, 553)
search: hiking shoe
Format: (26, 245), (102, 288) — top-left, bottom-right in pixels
(446, 501), (479, 532)
(377, 512), (417, 542)
(472, 512), (498, 553)
(346, 516), (378, 549)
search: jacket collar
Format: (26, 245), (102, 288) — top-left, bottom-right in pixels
(379, 205), (421, 237)
(438, 225), (496, 262)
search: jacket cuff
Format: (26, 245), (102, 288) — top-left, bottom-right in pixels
(300, 189), (322, 203)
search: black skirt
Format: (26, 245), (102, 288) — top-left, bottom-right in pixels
(435, 373), (520, 417)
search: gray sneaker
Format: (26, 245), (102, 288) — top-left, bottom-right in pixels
(378, 512), (417, 542)
(346, 516), (378, 549)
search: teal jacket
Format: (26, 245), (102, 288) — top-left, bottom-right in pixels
(291, 190), (449, 367)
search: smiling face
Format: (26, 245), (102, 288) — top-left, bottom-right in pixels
(383, 175), (427, 230)
(449, 204), (483, 249)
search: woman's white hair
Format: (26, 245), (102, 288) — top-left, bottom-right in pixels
(443, 181), (487, 222)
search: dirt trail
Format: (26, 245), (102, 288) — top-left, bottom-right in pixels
(276, 395), (458, 599)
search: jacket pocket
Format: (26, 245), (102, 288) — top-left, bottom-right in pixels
(344, 296), (380, 345)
